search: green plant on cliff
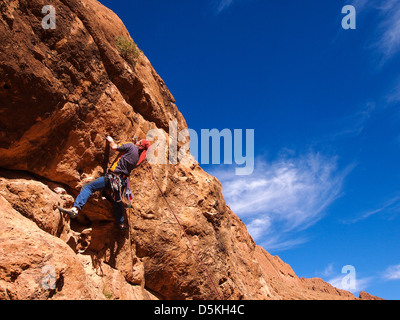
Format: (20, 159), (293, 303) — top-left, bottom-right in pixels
(115, 35), (140, 66)
(102, 285), (114, 300)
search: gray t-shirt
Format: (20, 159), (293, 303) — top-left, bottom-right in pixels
(111, 143), (139, 176)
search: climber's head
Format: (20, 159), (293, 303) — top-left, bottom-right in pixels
(137, 139), (150, 151)
(136, 139), (151, 166)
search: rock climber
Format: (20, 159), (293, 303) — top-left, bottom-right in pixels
(58, 136), (150, 230)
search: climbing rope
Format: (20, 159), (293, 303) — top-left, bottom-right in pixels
(145, 162), (223, 300)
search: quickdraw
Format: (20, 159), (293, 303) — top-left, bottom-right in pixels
(106, 172), (133, 208)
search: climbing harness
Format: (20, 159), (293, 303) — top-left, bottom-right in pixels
(106, 172), (133, 208)
(145, 161), (223, 300)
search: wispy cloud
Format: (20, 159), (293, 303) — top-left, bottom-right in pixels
(215, 0), (234, 13)
(318, 263), (373, 294)
(374, 1), (400, 63)
(343, 193), (400, 224)
(319, 262), (400, 296)
(326, 103), (376, 141)
(351, 0), (368, 12)
(383, 264), (400, 280)
(246, 217), (271, 240)
(345, 0), (400, 65)
(328, 273), (372, 294)
(387, 78), (400, 103)
(210, 152), (350, 251)
(363, 0), (400, 65)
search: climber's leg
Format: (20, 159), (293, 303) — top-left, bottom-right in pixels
(58, 176), (107, 219)
(74, 176), (107, 210)
(111, 200), (126, 230)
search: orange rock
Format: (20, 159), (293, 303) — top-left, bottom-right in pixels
(0, 0), (381, 300)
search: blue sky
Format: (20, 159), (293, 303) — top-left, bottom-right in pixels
(99, 0), (400, 299)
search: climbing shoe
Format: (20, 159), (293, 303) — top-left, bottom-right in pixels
(58, 206), (79, 219)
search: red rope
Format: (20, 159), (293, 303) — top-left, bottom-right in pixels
(145, 162), (222, 300)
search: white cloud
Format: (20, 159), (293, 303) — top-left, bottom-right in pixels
(351, 0), (368, 11)
(318, 262), (400, 296)
(260, 235), (309, 252)
(343, 194), (400, 224)
(317, 263), (373, 294)
(323, 103), (376, 142)
(216, 0), (234, 13)
(347, 0), (400, 65)
(328, 274), (372, 294)
(377, 7), (400, 61)
(210, 152), (350, 251)
(387, 79), (400, 103)
(320, 263), (335, 277)
(383, 264), (400, 280)
(369, 0), (400, 64)
(246, 217), (272, 240)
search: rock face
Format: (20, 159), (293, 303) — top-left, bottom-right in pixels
(0, 0), (381, 300)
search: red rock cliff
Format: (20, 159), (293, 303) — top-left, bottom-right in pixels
(0, 0), (380, 300)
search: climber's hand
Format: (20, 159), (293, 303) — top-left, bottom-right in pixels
(106, 136), (118, 150)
